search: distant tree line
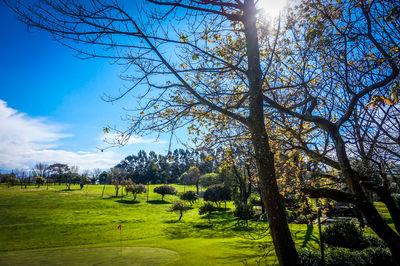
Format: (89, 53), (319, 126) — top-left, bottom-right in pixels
(111, 149), (218, 185)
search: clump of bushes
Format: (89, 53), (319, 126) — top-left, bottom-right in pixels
(299, 221), (393, 265)
(297, 247), (392, 266)
(322, 221), (387, 251)
(203, 184), (231, 207)
(199, 173), (220, 188)
(154, 185), (177, 200)
(322, 221), (364, 250)
(234, 203), (255, 221)
(360, 235), (387, 249)
(34, 176), (46, 187)
(297, 248), (323, 266)
(126, 184), (147, 200)
(180, 190), (198, 205)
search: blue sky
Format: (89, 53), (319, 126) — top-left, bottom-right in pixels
(0, 2), (184, 172)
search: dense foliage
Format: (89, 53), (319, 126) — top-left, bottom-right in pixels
(297, 247), (393, 266)
(203, 184), (231, 207)
(153, 186), (178, 201)
(34, 176), (46, 187)
(180, 191), (198, 205)
(125, 184), (147, 200)
(322, 221), (364, 250)
(233, 203), (255, 221)
(115, 149), (216, 185)
(199, 173), (221, 188)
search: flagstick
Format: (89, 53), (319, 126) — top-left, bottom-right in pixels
(120, 225), (122, 257)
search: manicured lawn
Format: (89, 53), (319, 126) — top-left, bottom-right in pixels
(0, 184), (319, 265)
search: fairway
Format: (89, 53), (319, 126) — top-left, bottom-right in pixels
(0, 184), (320, 265)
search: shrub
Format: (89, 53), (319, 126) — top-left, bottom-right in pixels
(34, 176), (46, 187)
(203, 184), (231, 207)
(126, 184), (147, 200)
(199, 173), (220, 188)
(154, 185), (178, 200)
(361, 247), (392, 265)
(326, 248), (366, 266)
(297, 248), (323, 266)
(180, 190), (198, 205)
(234, 203), (255, 221)
(322, 221), (364, 250)
(298, 247), (392, 266)
(360, 235), (387, 249)
(199, 202), (217, 224)
(169, 201), (190, 221)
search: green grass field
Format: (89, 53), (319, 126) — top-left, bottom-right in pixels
(0, 184), (322, 265)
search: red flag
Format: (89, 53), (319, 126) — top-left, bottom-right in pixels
(117, 224), (121, 230)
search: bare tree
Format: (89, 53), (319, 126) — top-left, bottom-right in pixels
(33, 163), (48, 177)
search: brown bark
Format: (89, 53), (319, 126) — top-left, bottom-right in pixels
(243, 1), (299, 264)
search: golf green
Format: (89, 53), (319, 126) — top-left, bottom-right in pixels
(0, 246), (179, 265)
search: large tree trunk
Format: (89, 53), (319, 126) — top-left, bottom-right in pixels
(250, 129), (299, 265)
(243, 0), (299, 264)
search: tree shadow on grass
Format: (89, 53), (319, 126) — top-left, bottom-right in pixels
(147, 200), (170, 204)
(193, 224), (213, 229)
(165, 219), (183, 224)
(293, 225), (320, 248)
(60, 188), (81, 192)
(116, 199), (140, 205)
(102, 196), (120, 200)
(221, 239), (273, 265)
(163, 214), (262, 240)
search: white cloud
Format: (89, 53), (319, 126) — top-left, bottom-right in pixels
(0, 100), (120, 171)
(101, 133), (166, 146)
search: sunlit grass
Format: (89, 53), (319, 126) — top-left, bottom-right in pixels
(0, 184), (320, 265)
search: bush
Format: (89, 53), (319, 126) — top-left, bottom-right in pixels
(360, 235), (387, 249)
(322, 221), (364, 250)
(180, 190), (198, 205)
(361, 247), (392, 265)
(203, 184), (231, 207)
(126, 184), (147, 200)
(298, 247), (393, 266)
(199, 173), (220, 188)
(154, 185), (178, 200)
(326, 248), (367, 266)
(234, 203), (255, 221)
(34, 176), (46, 187)
(297, 248), (323, 266)
(169, 201), (190, 221)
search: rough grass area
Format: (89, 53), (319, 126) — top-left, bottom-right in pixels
(0, 184), (320, 265)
